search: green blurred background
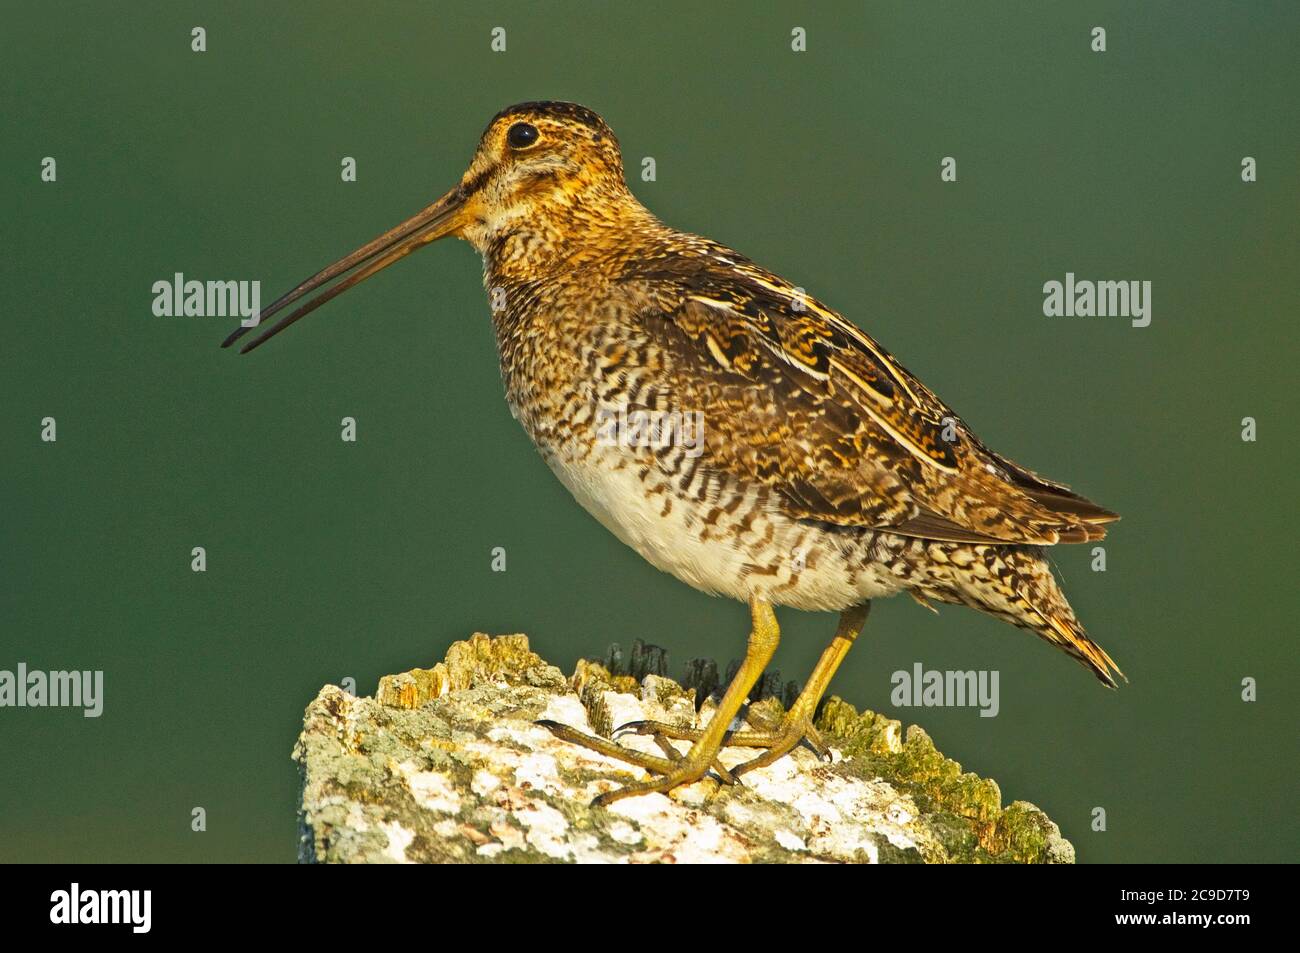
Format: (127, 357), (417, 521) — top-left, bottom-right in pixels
(2, 1), (1295, 862)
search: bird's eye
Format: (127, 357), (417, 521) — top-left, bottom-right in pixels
(507, 122), (540, 149)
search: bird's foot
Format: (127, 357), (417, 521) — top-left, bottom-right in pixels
(726, 713), (827, 777)
(534, 720), (735, 805)
(586, 758), (719, 807)
(540, 595), (788, 806)
(615, 708), (827, 777)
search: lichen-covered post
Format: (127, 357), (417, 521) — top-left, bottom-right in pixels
(294, 633), (1074, 864)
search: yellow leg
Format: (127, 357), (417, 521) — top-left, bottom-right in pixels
(728, 601), (869, 776)
(536, 720), (737, 784)
(617, 602), (871, 777)
(538, 596), (780, 806)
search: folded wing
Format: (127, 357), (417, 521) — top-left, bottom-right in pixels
(623, 239), (1118, 546)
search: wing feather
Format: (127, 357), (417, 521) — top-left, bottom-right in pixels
(620, 239), (1117, 545)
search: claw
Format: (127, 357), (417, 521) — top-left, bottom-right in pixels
(612, 720), (654, 738)
(532, 719), (681, 777)
(711, 760), (738, 786)
(802, 730), (829, 761)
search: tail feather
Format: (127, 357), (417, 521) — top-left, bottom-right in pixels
(919, 542), (1124, 687)
(1036, 605), (1125, 688)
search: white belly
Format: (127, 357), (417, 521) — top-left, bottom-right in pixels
(540, 443), (907, 613)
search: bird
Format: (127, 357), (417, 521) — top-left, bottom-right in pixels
(223, 101), (1122, 806)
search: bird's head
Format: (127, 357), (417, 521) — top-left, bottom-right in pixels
(456, 101), (634, 254)
(223, 101), (642, 354)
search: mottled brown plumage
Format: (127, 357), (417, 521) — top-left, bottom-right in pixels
(226, 101), (1122, 803)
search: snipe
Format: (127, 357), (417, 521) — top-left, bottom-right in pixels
(224, 101), (1122, 805)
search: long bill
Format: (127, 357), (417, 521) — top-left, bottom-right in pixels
(222, 184), (467, 354)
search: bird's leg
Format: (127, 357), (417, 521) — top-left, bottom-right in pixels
(539, 715), (740, 787)
(617, 703), (821, 752)
(728, 602), (870, 777)
(617, 602), (871, 775)
(535, 605), (775, 796)
(534, 720), (682, 776)
(647, 732), (739, 785)
(553, 596), (780, 807)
